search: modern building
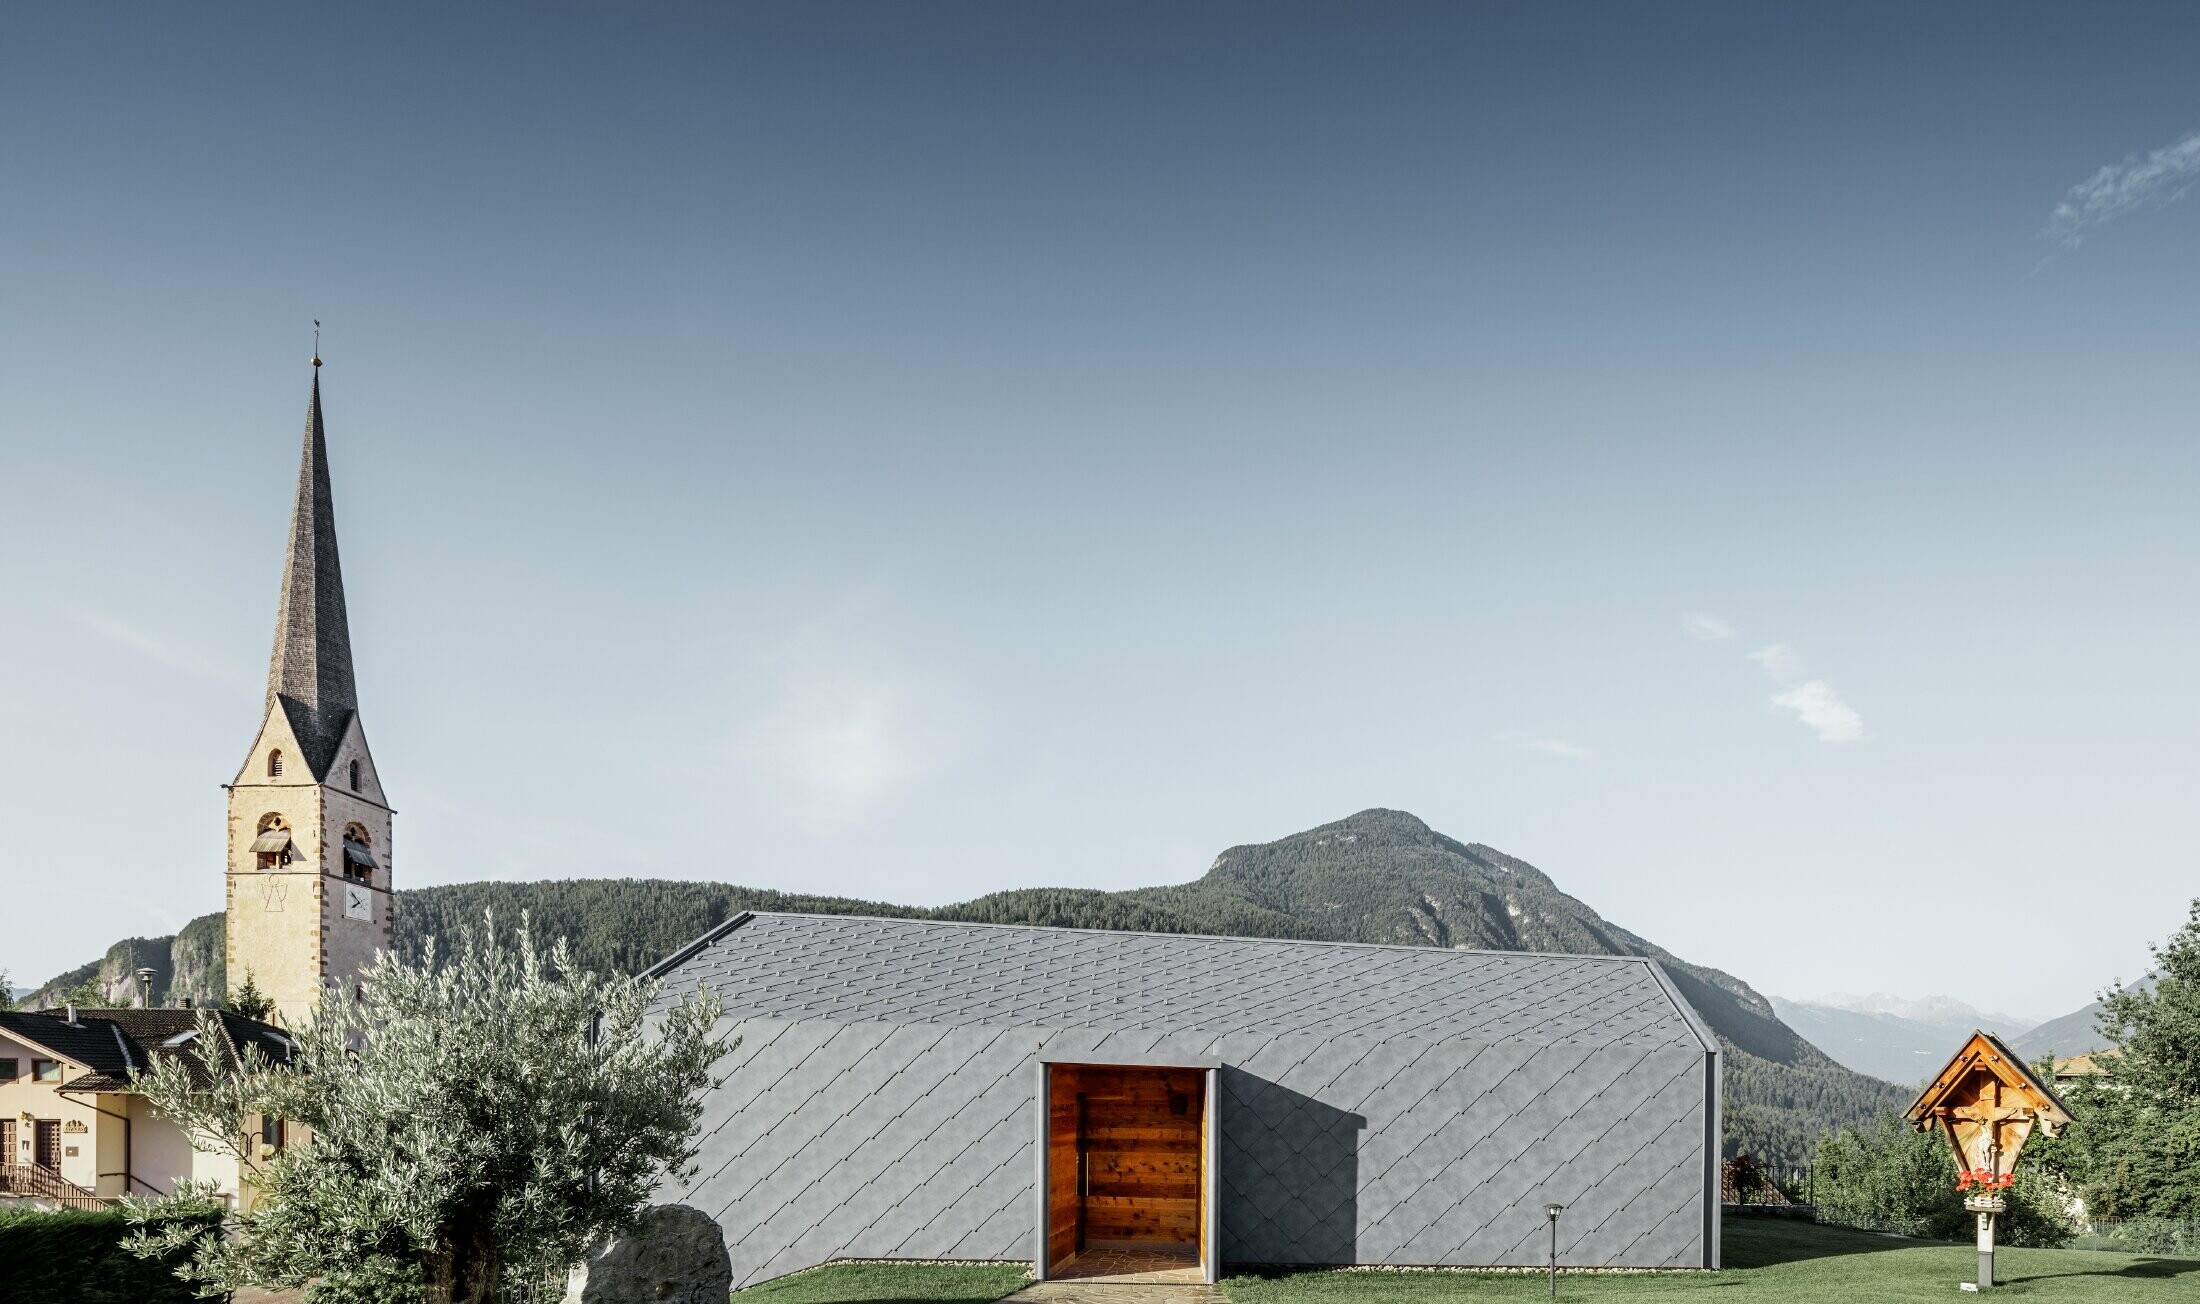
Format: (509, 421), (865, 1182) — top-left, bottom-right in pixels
(647, 911), (1723, 1287)
(225, 358), (395, 1027)
(0, 1000), (293, 1207)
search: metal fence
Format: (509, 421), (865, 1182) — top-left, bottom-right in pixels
(2070, 1219), (2200, 1255)
(1803, 1208), (2200, 1256)
(1805, 1211), (1943, 1239)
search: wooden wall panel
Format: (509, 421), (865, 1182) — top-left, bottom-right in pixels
(1046, 1068), (1080, 1270)
(1199, 1069), (1211, 1270)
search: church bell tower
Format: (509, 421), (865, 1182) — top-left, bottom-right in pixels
(225, 358), (394, 1026)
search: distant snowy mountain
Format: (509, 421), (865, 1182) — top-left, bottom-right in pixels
(1808, 991), (2037, 1029)
(1771, 994), (2035, 1088)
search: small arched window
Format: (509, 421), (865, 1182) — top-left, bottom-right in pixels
(267, 750), (283, 778)
(349, 759), (361, 792)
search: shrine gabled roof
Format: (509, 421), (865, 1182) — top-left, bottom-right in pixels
(1905, 1028), (2072, 1125)
(645, 911), (1719, 1051)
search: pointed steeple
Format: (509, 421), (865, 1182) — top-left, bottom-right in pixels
(265, 363), (358, 778)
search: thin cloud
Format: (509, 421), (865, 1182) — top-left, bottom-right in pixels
(740, 671), (956, 830)
(1682, 612), (1735, 641)
(1770, 680), (1868, 744)
(1748, 643), (1805, 682)
(2045, 126), (2200, 247)
(1738, 640), (1869, 743)
(1496, 730), (1598, 763)
(68, 604), (247, 689)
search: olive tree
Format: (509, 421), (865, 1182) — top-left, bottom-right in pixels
(125, 914), (727, 1304)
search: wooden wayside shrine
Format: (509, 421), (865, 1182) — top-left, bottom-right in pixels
(1906, 1031), (2071, 1179)
(1905, 1030), (2072, 1291)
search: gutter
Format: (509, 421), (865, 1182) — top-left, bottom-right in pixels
(80, 1093), (135, 1199)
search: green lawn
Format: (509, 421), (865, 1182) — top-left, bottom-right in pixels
(734, 1262), (1031, 1304)
(1222, 1218), (2200, 1302)
(735, 1219), (2200, 1304)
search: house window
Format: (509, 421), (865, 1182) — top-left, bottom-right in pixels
(268, 750), (284, 778)
(349, 759), (361, 791)
(0, 1058), (16, 1080)
(260, 1115), (287, 1152)
(32, 1059), (61, 1083)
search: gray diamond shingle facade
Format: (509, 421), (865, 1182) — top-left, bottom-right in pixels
(649, 913), (1721, 1286)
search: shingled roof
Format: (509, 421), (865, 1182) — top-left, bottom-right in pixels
(649, 912), (1718, 1050)
(0, 1008), (294, 1093)
(265, 369), (358, 780)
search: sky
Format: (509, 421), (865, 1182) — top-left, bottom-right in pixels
(3, 2), (2198, 1020)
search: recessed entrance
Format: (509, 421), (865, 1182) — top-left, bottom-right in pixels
(1043, 1063), (1215, 1283)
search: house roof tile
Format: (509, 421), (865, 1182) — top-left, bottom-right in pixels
(0, 1008), (294, 1092)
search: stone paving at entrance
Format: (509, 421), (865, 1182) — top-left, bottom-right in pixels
(1012, 1241), (1221, 1303)
(1009, 1282), (1227, 1304)
(1052, 1241), (1203, 1283)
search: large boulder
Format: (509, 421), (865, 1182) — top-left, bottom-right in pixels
(564, 1205), (732, 1304)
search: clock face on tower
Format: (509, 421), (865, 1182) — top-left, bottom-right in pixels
(344, 884), (372, 921)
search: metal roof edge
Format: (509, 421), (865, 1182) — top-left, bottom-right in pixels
(723, 908), (1686, 969)
(1638, 958), (1721, 1054)
(643, 911), (757, 980)
(1038, 1046), (1224, 1069)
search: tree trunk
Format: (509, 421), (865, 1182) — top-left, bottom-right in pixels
(422, 1219), (501, 1304)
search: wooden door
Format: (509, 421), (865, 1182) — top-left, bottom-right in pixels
(0, 1119), (13, 1167)
(33, 1120), (61, 1171)
(1075, 1066), (1203, 1244)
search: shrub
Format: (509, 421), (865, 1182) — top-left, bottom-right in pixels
(2106, 1216), (2200, 1255)
(1810, 1110), (2076, 1247)
(0, 1204), (216, 1304)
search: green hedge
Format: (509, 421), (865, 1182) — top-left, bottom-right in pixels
(0, 1205), (214, 1304)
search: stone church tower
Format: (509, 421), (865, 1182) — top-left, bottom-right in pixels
(225, 361), (394, 1026)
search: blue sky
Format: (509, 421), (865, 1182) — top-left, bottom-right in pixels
(4, 3), (2198, 1018)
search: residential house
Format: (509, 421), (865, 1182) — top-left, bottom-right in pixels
(0, 1003), (293, 1208)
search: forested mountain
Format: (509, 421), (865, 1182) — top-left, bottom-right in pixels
(2009, 979), (2150, 1062)
(34, 808), (1903, 1166)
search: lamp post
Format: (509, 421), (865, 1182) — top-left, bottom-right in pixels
(1545, 1203), (1564, 1298)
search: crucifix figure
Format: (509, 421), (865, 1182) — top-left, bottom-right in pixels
(1946, 1078), (2032, 1176)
